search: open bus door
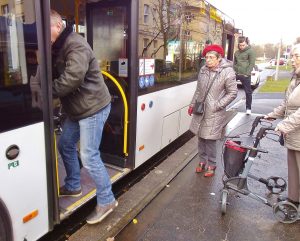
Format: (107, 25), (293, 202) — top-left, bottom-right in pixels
(50, 0), (137, 221)
(86, 0), (137, 168)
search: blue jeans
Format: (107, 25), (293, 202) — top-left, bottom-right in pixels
(58, 103), (115, 205)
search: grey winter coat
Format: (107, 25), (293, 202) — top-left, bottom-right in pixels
(267, 76), (300, 151)
(52, 26), (111, 121)
(189, 59), (238, 140)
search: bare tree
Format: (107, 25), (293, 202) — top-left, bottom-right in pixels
(251, 44), (264, 58)
(142, 0), (173, 58)
(264, 43), (277, 59)
(155, 0), (171, 59)
(142, 0), (190, 60)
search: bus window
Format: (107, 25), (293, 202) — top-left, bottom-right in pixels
(138, 2), (200, 95)
(0, 0), (42, 133)
(137, 1), (228, 95)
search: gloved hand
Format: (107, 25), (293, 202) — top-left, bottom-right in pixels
(188, 106), (193, 116)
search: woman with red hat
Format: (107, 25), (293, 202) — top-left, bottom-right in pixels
(188, 44), (238, 177)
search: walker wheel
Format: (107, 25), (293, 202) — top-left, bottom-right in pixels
(266, 176), (287, 194)
(273, 201), (299, 223)
(221, 189), (229, 215)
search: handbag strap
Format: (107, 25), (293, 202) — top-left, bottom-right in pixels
(202, 71), (220, 103)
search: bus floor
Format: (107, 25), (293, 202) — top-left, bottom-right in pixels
(57, 153), (130, 220)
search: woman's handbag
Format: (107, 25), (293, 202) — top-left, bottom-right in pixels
(193, 101), (205, 115)
(192, 72), (220, 115)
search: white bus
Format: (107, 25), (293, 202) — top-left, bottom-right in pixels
(0, 1), (236, 240)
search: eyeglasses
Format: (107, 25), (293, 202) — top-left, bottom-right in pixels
(205, 55), (217, 60)
(291, 54), (300, 59)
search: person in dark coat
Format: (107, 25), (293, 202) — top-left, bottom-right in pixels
(50, 10), (117, 224)
(234, 36), (255, 114)
(188, 45), (238, 177)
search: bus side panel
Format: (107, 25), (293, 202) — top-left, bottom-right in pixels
(0, 123), (49, 241)
(135, 82), (196, 168)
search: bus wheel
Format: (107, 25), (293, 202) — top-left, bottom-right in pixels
(0, 201), (13, 241)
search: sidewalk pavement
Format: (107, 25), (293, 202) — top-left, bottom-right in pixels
(115, 113), (299, 241)
(69, 95), (298, 241)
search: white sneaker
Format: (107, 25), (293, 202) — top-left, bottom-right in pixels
(246, 109), (251, 115)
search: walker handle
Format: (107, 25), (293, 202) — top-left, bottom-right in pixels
(253, 126), (276, 147)
(249, 116), (265, 136)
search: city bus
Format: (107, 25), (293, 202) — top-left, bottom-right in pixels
(0, 0), (237, 240)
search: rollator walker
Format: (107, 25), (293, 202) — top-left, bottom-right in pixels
(220, 115), (300, 224)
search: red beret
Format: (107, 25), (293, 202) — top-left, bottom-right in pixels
(202, 44), (224, 57)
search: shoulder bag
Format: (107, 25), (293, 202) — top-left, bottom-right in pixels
(193, 72), (219, 115)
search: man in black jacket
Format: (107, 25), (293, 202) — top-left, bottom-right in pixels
(50, 10), (117, 225)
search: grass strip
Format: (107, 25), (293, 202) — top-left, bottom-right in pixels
(259, 78), (290, 93)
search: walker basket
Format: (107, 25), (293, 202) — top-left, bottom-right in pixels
(223, 140), (247, 177)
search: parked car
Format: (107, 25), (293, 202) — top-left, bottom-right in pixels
(269, 58), (285, 66)
(275, 59), (285, 65)
(236, 65), (260, 89)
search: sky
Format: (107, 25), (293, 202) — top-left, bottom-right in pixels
(207, 0), (298, 45)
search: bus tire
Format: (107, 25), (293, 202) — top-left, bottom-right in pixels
(0, 199), (13, 241)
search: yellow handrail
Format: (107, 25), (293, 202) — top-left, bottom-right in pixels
(54, 133), (60, 196)
(101, 71), (129, 156)
(75, 0), (79, 33)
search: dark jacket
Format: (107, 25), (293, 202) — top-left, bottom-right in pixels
(52, 26), (111, 120)
(234, 46), (255, 76)
(190, 59), (237, 139)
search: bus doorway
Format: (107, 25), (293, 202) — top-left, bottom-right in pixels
(50, 0), (134, 220)
(86, 1), (130, 168)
